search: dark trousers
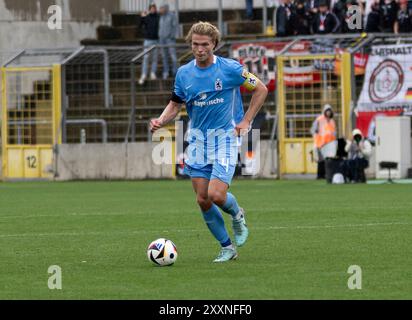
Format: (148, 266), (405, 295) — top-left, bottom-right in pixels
(246, 0), (254, 19)
(317, 160), (325, 179)
(345, 158), (369, 183)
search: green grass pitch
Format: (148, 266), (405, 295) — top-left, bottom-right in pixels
(0, 180), (411, 299)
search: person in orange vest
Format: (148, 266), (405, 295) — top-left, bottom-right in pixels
(310, 104), (337, 179)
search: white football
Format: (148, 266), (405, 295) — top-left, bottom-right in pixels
(147, 238), (178, 266)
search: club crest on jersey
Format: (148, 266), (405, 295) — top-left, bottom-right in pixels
(215, 78), (223, 91)
(248, 77), (257, 86)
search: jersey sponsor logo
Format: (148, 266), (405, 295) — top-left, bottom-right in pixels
(199, 92), (207, 100)
(215, 78), (223, 91)
(193, 97), (225, 107)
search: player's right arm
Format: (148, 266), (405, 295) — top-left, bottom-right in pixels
(150, 69), (185, 133)
(150, 100), (182, 133)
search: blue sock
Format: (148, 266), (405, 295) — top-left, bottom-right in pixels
(219, 192), (240, 218)
(202, 204), (232, 247)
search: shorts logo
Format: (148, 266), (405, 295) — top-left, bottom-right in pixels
(215, 78), (223, 91)
(369, 59), (404, 103)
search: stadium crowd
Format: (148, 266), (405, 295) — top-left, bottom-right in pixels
(275, 0), (412, 36)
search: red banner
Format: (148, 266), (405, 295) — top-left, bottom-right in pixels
(356, 110), (403, 141)
(231, 41), (321, 92)
(334, 52), (369, 76)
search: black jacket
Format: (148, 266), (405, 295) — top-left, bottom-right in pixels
(365, 9), (382, 32)
(276, 4), (297, 37)
(295, 6), (312, 35)
(397, 9), (412, 33)
(380, 0), (398, 32)
(312, 11), (340, 34)
(140, 13), (159, 40)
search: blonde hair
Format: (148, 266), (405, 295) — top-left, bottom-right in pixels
(185, 21), (221, 49)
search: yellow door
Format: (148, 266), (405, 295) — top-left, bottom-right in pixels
(1, 65), (61, 180)
(277, 53), (351, 177)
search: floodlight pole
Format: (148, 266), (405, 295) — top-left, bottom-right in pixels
(218, 0), (223, 35)
(175, 0), (180, 37)
(263, 0), (268, 34)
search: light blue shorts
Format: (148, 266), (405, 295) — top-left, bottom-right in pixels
(183, 160), (237, 185)
(183, 136), (240, 185)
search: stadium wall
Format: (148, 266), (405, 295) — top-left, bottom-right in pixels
(4, 142), (412, 181)
(0, 0), (116, 51)
(54, 141), (278, 181)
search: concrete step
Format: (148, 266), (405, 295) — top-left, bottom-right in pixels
(110, 9), (270, 27)
(226, 20), (263, 35)
(112, 13), (142, 27)
(182, 20), (264, 36)
(181, 22), (218, 36)
(96, 25), (122, 40)
(177, 9), (269, 24)
(116, 26), (142, 40)
(81, 38), (144, 46)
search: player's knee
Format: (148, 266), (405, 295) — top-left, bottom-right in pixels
(196, 195), (211, 210)
(208, 190), (225, 206)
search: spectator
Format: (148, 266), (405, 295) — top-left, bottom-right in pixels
(333, 0), (348, 31)
(276, 0), (297, 36)
(246, 0), (254, 20)
(344, 128), (372, 183)
(311, 104), (337, 179)
(312, 0), (341, 34)
(159, 4), (178, 80)
(380, 0), (398, 32)
(305, 0), (320, 31)
(139, 3), (160, 85)
(306, 0), (321, 15)
(394, 0), (412, 33)
(365, 0), (382, 32)
(295, 0), (312, 34)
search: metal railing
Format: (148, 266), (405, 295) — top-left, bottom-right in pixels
(2, 34), (411, 147)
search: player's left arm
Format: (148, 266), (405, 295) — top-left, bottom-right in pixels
(235, 72), (268, 136)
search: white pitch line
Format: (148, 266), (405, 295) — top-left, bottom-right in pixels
(260, 221), (411, 230)
(0, 212), (131, 220)
(0, 222), (410, 239)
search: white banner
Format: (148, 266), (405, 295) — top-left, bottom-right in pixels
(357, 44), (412, 113)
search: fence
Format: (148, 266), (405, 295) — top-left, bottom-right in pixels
(1, 34), (412, 180)
(0, 51), (21, 151)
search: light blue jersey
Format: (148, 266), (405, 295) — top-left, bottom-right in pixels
(174, 55), (245, 135)
(174, 56), (246, 181)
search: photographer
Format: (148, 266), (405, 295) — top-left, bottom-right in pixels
(344, 128), (372, 183)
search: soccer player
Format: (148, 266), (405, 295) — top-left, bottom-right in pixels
(150, 22), (268, 262)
